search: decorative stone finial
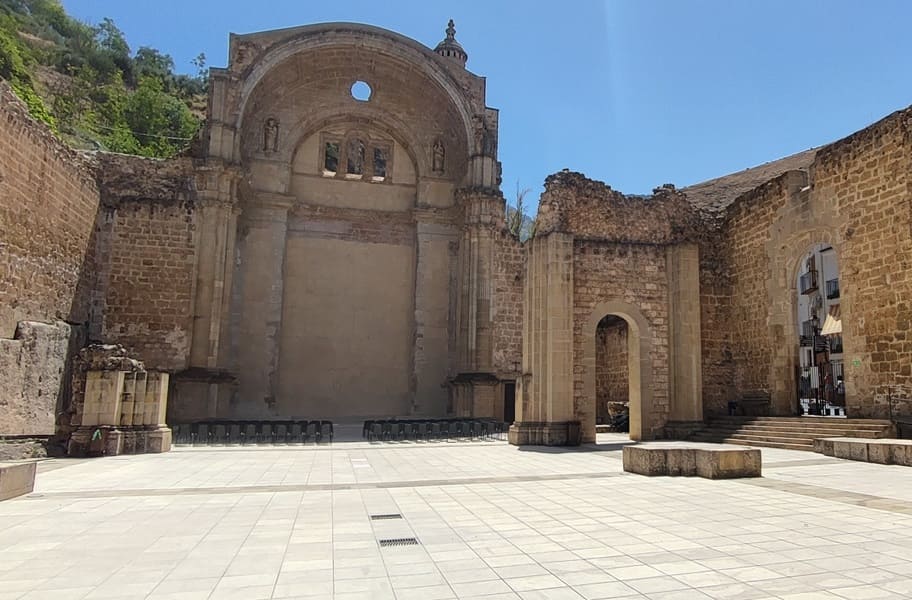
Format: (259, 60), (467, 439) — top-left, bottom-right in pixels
(435, 18), (468, 66)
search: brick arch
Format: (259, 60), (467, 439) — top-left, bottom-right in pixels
(581, 300), (654, 441)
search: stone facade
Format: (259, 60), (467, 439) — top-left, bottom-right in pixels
(2, 22), (912, 445)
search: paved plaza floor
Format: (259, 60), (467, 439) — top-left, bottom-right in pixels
(2, 434), (912, 600)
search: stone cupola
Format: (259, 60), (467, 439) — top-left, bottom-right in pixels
(434, 19), (468, 66)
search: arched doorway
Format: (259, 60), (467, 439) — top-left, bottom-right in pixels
(582, 301), (653, 441)
(596, 316), (630, 431)
(795, 243), (845, 416)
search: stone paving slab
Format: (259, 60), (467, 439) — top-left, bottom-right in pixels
(0, 435), (911, 599)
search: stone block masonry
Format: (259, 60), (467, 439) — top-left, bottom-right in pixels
(0, 82), (98, 436)
(93, 153), (198, 372)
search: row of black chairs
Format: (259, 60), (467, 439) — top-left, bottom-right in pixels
(172, 420), (333, 446)
(362, 418), (508, 442)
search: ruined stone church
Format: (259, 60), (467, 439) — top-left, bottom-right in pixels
(2, 21), (911, 448)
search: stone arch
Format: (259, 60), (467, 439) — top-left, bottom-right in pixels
(766, 225), (843, 414)
(231, 24), (476, 165)
(581, 300), (654, 441)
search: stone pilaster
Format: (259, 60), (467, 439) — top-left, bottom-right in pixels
(413, 210), (458, 416)
(452, 189), (505, 414)
(510, 232), (578, 446)
(666, 243), (705, 429)
(233, 193), (294, 416)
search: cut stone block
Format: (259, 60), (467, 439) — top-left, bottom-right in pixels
(0, 462), (36, 501)
(623, 445), (760, 478)
(695, 448), (762, 479)
(816, 437), (912, 467)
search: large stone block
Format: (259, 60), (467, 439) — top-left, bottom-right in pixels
(694, 448), (761, 479)
(623, 444), (760, 478)
(0, 462), (36, 501)
(508, 421), (581, 446)
(622, 446), (668, 476)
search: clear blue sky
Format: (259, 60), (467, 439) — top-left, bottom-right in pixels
(63, 0), (912, 200)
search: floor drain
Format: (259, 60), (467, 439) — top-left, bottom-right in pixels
(378, 537), (419, 547)
(370, 514), (403, 520)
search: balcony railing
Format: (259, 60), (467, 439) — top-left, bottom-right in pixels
(799, 269), (818, 295)
(826, 277), (840, 299)
(801, 319), (818, 339)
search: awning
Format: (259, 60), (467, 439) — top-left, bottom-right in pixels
(821, 304), (842, 336)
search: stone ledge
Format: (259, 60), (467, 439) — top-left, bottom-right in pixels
(622, 444), (761, 478)
(814, 437), (912, 466)
(0, 461), (37, 501)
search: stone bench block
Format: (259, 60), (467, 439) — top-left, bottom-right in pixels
(0, 462), (36, 501)
(623, 445), (761, 479)
(816, 437), (912, 466)
(695, 448), (762, 479)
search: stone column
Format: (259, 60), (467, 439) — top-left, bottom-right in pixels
(234, 193), (294, 416)
(665, 243), (705, 437)
(510, 232), (577, 445)
(453, 190), (504, 416)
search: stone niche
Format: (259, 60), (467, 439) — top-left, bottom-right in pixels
(65, 345), (172, 457)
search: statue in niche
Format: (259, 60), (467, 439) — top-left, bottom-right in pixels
(263, 117), (279, 153)
(472, 116), (497, 158)
(432, 139), (445, 173)
(346, 138), (365, 175)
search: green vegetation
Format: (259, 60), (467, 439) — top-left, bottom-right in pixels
(0, 0), (204, 157)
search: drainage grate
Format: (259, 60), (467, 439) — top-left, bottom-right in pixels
(378, 537), (420, 547)
(370, 513), (403, 521)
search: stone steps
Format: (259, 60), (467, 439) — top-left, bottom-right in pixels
(688, 416), (893, 452)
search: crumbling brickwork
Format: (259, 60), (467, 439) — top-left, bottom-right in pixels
(0, 83), (98, 435)
(0, 82), (98, 337)
(492, 230), (524, 375)
(92, 154), (198, 372)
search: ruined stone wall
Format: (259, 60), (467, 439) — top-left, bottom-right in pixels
(595, 317), (628, 423)
(715, 177), (791, 407)
(697, 232), (734, 416)
(537, 171), (699, 243)
(573, 241), (670, 436)
(0, 82), (98, 337)
(717, 108), (912, 417)
(810, 111), (912, 417)
(0, 83), (99, 434)
(492, 230), (524, 376)
(92, 154), (198, 372)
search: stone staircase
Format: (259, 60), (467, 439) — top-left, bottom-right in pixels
(688, 416), (894, 451)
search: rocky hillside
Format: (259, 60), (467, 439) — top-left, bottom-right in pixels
(0, 0), (205, 157)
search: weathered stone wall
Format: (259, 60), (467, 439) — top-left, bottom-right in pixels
(711, 108), (912, 418)
(0, 82), (98, 336)
(0, 322), (70, 434)
(492, 230), (524, 376)
(537, 171), (699, 242)
(596, 316), (628, 423)
(0, 82), (98, 435)
(92, 154), (198, 372)
(573, 241), (670, 437)
(717, 176), (791, 407)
